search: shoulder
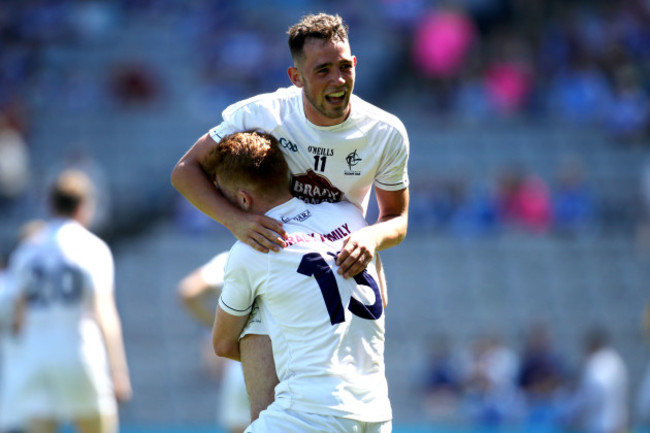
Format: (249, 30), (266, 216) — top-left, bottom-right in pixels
(351, 95), (409, 142)
(222, 86), (300, 120)
(66, 224), (113, 265)
(225, 241), (266, 272)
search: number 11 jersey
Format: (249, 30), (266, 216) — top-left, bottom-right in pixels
(209, 85), (409, 214)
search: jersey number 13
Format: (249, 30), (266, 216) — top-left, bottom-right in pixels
(297, 252), (383, 325)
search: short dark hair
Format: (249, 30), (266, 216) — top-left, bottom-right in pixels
(201, 131), (289, 198)
(287, 13), (349, 62)
(50, 170), (93, 217)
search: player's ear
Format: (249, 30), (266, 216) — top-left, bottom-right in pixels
(288, 66), (303, 88)
(237, 190), (252, 211)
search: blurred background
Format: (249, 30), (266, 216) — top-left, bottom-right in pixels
(1, 0), (650, 432)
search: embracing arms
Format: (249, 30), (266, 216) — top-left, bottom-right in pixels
(171, 133), (288, 252)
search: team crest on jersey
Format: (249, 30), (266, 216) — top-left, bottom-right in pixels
(290, 170), (343, 204)
(345, 149), (362, 176)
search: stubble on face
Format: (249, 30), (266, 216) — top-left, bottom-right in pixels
(296, 38), (356, 126)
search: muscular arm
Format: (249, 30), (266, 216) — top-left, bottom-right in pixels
(171, 133), (287, 252)
(336, 186), (409, 278)
(95, 291), (132, 403)
(212, 305), (250, 361)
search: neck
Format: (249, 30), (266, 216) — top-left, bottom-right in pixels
(253, 193), (294, 215)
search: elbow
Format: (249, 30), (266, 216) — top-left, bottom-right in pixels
(212, 338), (238, 360)
(170, 161), (186, 191)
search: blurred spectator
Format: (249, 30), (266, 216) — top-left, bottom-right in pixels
(482, 33), (534, 116)
(517, 322), (566, 427)
(552, 155), (596, 238)
(412, 9), (476, 79)
(109, 62), (161, 107)
(605, 64), (650, 144)
(421, 334), (464, 422)
(636, 157), (650, 254)
(560, 327), (629, 433)
(0, 113), (30, 210)
(496, 166), (552, 234)
(460, 333), (524, 427)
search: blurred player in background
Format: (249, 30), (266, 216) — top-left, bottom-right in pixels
(171, 12), (409, 419)
(0, 220), (45, 433)
(561, 327), (628, 433)
(177, 251), (249, 433)
(207, 131), (392, 432)
(9, 170), (131, 433)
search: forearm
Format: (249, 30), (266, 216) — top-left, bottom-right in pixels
(96, 300), (130, 382)
(371, 186), (409, 251)
(183, 297), (216, 328)
(171, 157), (243, 230)
(102, 315), (130, 380)
(171, 133), (247, 231)
(370, 213), (408, 252)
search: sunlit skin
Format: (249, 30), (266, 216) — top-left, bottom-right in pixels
(288, 38), (357, 127)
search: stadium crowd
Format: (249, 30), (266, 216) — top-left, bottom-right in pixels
(1, 1), (649, 432)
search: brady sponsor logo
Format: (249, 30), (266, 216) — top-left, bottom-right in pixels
(279, 137), (298, 152)
(344, 149), (362, 175)
(291, 170), (343, 204)
(281, 209), (312, 223)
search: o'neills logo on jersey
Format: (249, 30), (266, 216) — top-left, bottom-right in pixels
(291, 169), (343, 204)
(281, 210), (312, 223)
(307, 146), (334, 156)
(345, 149), (362, 176)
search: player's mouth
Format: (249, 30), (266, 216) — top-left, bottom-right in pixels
(325, 90), (347, 105)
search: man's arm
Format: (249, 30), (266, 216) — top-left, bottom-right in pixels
(95, 291), (132, 403)
(212, 305), (250, 361)
(177, 267), (218, 328)
(171, 133), (287, 252)
(336, 186), (409, 278)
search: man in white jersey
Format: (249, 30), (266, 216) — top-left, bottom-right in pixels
(0, 220), (45, 433)
(171, 12), (409, 418)
(206, 131), (391, 433)
(9, 170), (132, 433)
(177, 252), (250, 433)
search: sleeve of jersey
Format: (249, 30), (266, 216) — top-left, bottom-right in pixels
(89, 240), (115, 295)
(375, 126), (410, 191)
(209, 95), (281, 143)
(218, 245), (258, 317)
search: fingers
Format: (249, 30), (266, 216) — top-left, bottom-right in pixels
(247, 230), (286, 253)
(241, 215), (288, 253)
(336, 240), (373, 278)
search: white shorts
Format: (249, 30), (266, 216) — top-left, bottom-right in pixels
(245, 401), (392, 433)
(15, 338), (116, 421)
(240, 300), (268, 338)
(218, 359), (250, 429)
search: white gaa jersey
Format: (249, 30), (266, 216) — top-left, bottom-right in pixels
(8, 218), (115, 414)
(219, 198), (391, 422)
(209, 85), (409, 214)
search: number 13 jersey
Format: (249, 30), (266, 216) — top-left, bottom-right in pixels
(219, 198), (391, 423)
